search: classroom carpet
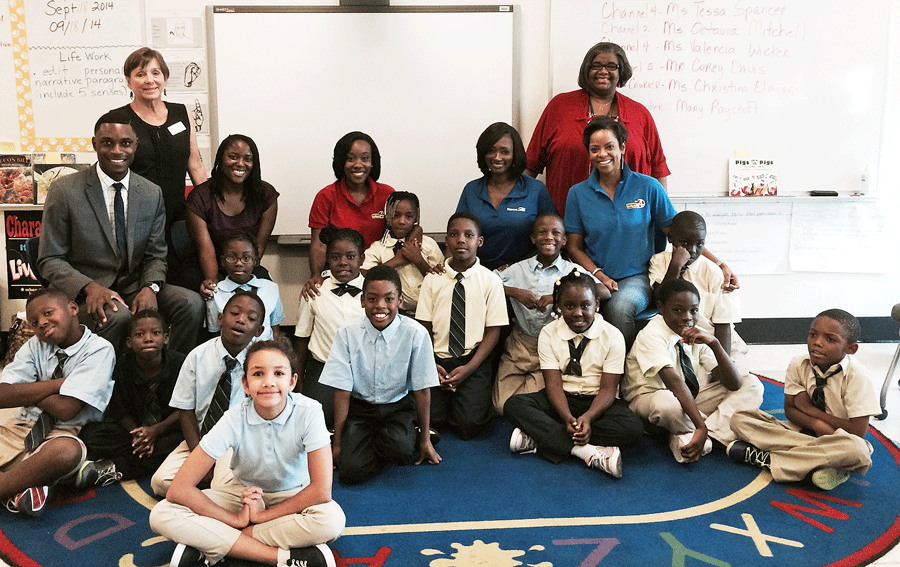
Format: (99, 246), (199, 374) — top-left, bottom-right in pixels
(1, 376), (899, 567)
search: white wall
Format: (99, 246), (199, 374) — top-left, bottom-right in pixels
(2, 0), (898, 327)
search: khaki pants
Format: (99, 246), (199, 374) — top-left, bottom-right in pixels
(150, 441), (235, 497)
(149, 474), (345, 565)
(493, 329), (544, 415)
(731, 408), (873, 482)
(629, 373), (764, 445)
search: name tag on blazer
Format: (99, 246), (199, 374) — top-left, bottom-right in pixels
(168, 121), (187, 136)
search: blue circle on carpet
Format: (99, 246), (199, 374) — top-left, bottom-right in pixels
(1, 378), (898, 567)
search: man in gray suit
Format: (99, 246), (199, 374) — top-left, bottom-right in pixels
(38, 111), (203, 353)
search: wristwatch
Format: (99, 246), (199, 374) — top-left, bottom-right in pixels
(146, 282), (161, 294)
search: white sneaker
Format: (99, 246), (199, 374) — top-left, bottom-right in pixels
(509, 428), (536, 454)
(811, 468), (851, 491)
(669, 433), (713, 463)
(586, 446), (622, 478)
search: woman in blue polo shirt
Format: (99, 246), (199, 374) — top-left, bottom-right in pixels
(565, 116), (734, 349)
(457, 122), (557, 270)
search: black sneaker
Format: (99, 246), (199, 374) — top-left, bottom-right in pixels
(170, 543), (203, 567)
(74, 459), (122, 489)
(727, 440), (771, 469)
(13, 485), (53, 517)
(280, 544), (335, 567)
(416, 426), (440, 446)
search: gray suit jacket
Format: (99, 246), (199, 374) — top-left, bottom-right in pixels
(38, 165), (168, 299)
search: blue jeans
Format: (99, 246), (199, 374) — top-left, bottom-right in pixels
(602, 273), (651, 349)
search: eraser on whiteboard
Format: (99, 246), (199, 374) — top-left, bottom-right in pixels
(810, 190), (838, 196)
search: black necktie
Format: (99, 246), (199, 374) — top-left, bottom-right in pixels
(448, 273), (466, 358)
(565, 337), (590, 376)
(393, 240), (404, 254)
(143, 379), (162, 426)
(332, 282), (361, 297)
(25, 351), (68, 452)
(200, 356), (237, 436)
(811, 366), (841, 413)
(113, 182), (127, 262)
(676, 342), (700, 398)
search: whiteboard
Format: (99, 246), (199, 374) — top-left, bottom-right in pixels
(549, 0), (892, 197)
(208, 6), (514, 236)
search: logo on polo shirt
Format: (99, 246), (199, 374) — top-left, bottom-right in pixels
(626, 199), (646, 209)
(371, 212), (385, 219)
(506, 206), (526, 212)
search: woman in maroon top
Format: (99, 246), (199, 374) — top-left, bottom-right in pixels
(186, 134), (279, 299)
(525, 42), (670, 218)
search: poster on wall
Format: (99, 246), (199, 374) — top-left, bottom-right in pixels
(5, 210), (42, 299)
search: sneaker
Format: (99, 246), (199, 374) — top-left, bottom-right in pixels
(811, 468), (851, 491)
(669, 433), (713, 463)
(509, 428), (536, 454)
(14, 485), (53, 518)
(726, 440), (771, 469)
(587, 446), (623, 479)
(74, 459), (122, 489)
(170, 543), (203, 567)
(416, 426), (441, 446)
(4, 496), (18, 514)
(280, 543), (336, 567)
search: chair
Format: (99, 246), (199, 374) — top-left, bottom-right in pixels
(876, 303), (900, 420)
(25, 236), (49, 288)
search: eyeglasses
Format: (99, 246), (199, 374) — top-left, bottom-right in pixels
(589, 62), (620, 72)
(225, 254), (256, 264)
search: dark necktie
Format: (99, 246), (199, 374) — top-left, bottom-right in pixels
(676, 341), (700, 398)
(25, 351), (69, 452)
(393, 240), (404, 254)
(143, 379), (162, 426)
(448, 273), (466, 358)
(565, 337), (590, 376)
(113, 182), (127, 262)
(332, 282), (361, 297)
(811, 366), (841, 413)
(200, 356), (237, 436)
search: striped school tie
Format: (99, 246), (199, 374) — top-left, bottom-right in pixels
(200, 356), (238, 436)
(448, 273), (466, 358)
(811, 366), (841, 413)
(24, 351), (68, 452)
(676, 342), (700, 398)
(565, 337), (590, 376)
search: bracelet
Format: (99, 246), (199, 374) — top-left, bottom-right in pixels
(591, 267), (602, 276)
(715, 260), (724, 267)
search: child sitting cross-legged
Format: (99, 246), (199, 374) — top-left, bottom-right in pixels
(503, 269), (642, 478)
(149, 337), (345, 567)
(79, 309), (186, 482)
(207, 230), (285, 341)
(0, 289), (115, 517)
(621, 279), (755, 464)
(320, 265), (441, 484)
(728, 309), (880, 491)
(361, 191), (444, 316)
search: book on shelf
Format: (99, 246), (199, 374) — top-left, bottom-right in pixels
(0, 155), (34, 204)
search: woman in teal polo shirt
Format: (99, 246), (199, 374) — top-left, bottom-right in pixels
(457, 122), (557, 270)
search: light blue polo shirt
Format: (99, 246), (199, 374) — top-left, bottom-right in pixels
(201, 394), (330, 492)
(457, 175), (557, 269)
(319, 314), (438, 404)
(564, 164), (676, 280)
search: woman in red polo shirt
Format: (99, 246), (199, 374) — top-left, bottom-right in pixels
(303, 131), (394, 298)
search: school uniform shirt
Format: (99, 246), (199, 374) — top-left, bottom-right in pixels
(169, 337), (249, 426)
(565, 163), (676, 281)
(784, 354), (880, 421)
(456, 175), (557, 269)
(497, 255), (592, 338)
(415, 259), (508, 359)
(621, 315), (718, 403)
(107, 348), (186, 426)
(207, 275), (286, 341)
(648, 252), (741, 331)
(1, 326), (115, 426)
(308, 178), (394, 247)
(200, 394), (330, 492)
(319, 314), (438, 404)
(294, 274), (366, 363)
(361, 233), (444, 312)
(538, 316), (626, 396)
